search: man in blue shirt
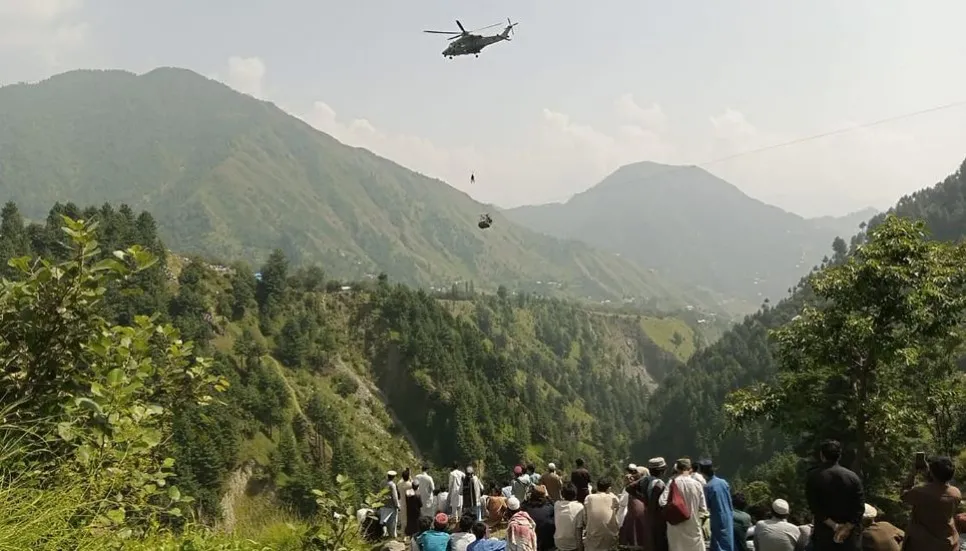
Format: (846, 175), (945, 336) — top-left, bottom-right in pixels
(698, 459), (735, 551)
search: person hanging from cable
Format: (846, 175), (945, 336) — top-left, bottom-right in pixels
(470, 173), (475, 184)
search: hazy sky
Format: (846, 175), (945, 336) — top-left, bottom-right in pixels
(2, 0), (966, 217)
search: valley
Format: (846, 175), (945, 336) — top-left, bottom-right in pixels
(2, 64), (966, 551)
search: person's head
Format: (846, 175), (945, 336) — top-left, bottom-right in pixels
(388, 470), (398, 481)
(452, 461), (460, 471)
(819, 439), (842, 464)
(433, 512), (449, 531)
(596, 477), (612, 493)
(627, 463), (638, 474)
(648, 457), (667, 478)
(433, 488), (442, 496)
(412, 482), (420, 492)
(575, 458), (585, 468)
(504, 479), (512, 488)
(548, 462), (556, 473)
(417, 516), (434, 534)
(927, 455), (955, 484)
(771, 499), (790, 520)
(528, 485), (548, 504)
(561, 482), (577, 502)
(526, 463), (535, 474)
(458, 514), (475, 533)
(472, 521), (488, 540)
(513, 465), (523, 476)
(402, 468), (411, 481)
(422, 464), (431, 473)
(466, 466), (475, 477)
(732, 492), (747, 512)
(697, 459), (714, 477)
(674, 458), (692, 474)
(507, 496), (521, 512)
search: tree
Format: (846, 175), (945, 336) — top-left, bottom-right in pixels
(0, 215), (228, 537)
(725, 215), (966, 487)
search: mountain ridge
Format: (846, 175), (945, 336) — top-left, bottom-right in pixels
(503, 161), (863, 305)
(0, 67), (725, 314)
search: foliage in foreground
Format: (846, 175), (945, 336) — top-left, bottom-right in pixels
(726, 215), (966, 500)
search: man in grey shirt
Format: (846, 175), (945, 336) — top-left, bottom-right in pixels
(753, 499), (801, 551)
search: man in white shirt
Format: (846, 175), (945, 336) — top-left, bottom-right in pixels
(450, 462), (466, 518)
(384, 470), (400, 539)
(416, 464), (436, 517)
(554, 483), (585, 551)
(753, 499), (800, 551)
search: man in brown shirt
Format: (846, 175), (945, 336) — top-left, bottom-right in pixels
(860, 504), (903, 551)
(541, 463), (563, 502)
(901, 455), (963, 551)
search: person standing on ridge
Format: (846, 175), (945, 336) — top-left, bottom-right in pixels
(451, 462), (467, 519)
(659, 458), (708, 551)
(513, 465), (533, 502)
(805, 440), (864, 551)
(571, 458), (592, 504)
(417, 465), (436, 518)
(464, 466), (485, 522)
(398, 468), (414, 535)
(541, 463), (563, 502)
(642, 457), (670, 551)
(385, 470), (401, 539)
(698, 459), (735, 551)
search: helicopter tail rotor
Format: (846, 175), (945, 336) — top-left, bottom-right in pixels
(502, 18), (518, 40)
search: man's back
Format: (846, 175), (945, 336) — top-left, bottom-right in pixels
(806, 463), (864, 550)
(754, 519), (800, 551)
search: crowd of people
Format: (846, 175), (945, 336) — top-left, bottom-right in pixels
(365, 441), (965, 551)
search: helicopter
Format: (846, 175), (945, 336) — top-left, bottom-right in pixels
(424, 18), (518, 59)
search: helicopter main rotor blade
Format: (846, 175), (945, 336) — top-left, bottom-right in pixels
(424, 30), (461, 34)
(467, 22), (503, 33)
(456, 20), (466, 32)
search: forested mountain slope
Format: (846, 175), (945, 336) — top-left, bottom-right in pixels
(504, 161), (865, 308)
(0, 200), (688, 522)
(0, 68), (721, 311)
(635, 157), (966, 478)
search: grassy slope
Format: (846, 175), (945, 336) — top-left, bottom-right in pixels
(0, 68), (722, 312)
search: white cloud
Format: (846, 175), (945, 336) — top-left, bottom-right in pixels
(0, 0), (88, 66)
(213, 56), (966, 217)
(224, 56), (267, 99)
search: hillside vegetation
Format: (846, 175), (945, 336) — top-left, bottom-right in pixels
(0, 199), (691, 548)
(504, 161), (874, 307)
(636, 157), (966, 506)
(0, 68), (724, 312)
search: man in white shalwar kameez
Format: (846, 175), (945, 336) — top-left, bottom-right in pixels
(416, 465), (436, 518)
(659, 458), (708, 551)
(449, 462), (466, 518)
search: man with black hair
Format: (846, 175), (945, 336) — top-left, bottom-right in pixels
(580, 478), (620, 551)
(554, 483), (584, 551)
(571, 459), (592, 503)
(732, 493), (753, 551)
(805, 439), (864, 551)
(900, 454), (962, 551)
(698, 459), (735, 551)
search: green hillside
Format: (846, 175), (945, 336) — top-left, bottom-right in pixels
(504, 161), (872, 308)
(0, 68), (722, 313)
(0, 200), (690, 548)
(636, 156), (966, 482)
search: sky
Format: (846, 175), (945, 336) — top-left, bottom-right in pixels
(1, 0), (966, 217)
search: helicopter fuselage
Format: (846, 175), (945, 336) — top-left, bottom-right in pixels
(442, 34), (507, 57)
